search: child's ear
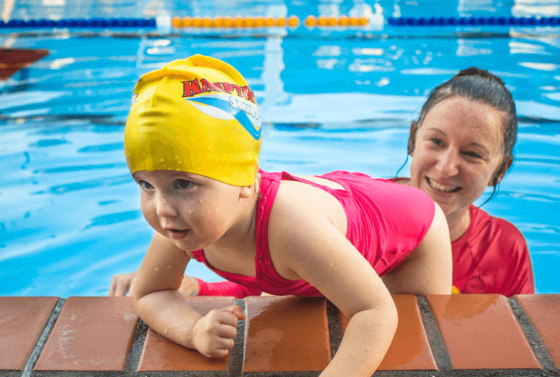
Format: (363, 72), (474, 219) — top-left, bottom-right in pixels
(239, 185), (253, 199)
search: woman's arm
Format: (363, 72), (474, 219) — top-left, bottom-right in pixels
(133, 232), (245, 357)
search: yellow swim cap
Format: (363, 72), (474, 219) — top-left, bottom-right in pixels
(124, 54), (261, 186)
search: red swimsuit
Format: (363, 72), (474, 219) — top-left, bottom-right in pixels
(193, 170), (435, 297)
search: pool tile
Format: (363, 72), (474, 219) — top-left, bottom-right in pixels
(34, 297), (138, 371)
(338, 295), (437, 370)
(138, 297), (235, 371)
(0, 297), (59, 371)
(516, 294), (560, 368)
(243, 296), (331, 372)
(427, 294), (540, 369)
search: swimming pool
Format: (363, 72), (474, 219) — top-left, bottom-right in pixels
(1, 0), (559, 296)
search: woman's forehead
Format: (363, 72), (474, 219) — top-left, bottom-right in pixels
(423, 97), (504, 141)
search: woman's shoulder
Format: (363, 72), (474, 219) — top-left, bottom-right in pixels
(467, 205), (527, 248)
(470, 205), (522, 232)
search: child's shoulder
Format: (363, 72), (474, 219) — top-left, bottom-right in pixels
(272, 179), (341, 220)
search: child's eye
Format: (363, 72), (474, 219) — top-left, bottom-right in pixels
(174, 179), (194, 190)
(139, 180), (154, 190)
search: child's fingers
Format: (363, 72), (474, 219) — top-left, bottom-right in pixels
(108, 280), (116, 297)
(221, 305), (246, 320)
(109, 275), (129, 297)
(216, 337), (235, 350)
(109, 272), (137, 297)
(206, 344), (231, 358)
(197, 333), (235, 358)
(212, 310), (239, 327)
(215, 324), (237, 340)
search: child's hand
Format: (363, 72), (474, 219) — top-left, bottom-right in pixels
(192, 305), (246, 358)
(179, 275), (200, 296)
(109, 271), (137, 296)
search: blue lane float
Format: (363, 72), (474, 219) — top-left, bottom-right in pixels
(388, 16), (560, 27)
(0, 18), (156, 29)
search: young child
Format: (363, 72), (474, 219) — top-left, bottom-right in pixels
(125, 54), (452, 376)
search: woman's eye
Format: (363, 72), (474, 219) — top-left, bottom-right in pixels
(430, 138), (444, 147)
(464, 151), (482, 159)
(139, 180), (154, 190)
(174, 179), (194, 190)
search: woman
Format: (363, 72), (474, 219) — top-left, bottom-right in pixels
(402, 67), (534, 295)
(110, 67), (534, 297)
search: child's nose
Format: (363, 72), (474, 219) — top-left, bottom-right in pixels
(156, 194), (178, 218)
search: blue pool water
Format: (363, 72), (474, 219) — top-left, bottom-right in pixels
(1, 0), (559, 296)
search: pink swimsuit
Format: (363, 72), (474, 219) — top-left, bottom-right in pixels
(192, 170), (435, 297)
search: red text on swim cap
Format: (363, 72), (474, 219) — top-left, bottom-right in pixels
(182, 78), (257, 104)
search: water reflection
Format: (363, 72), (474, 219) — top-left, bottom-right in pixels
(0, 0), (559, 297)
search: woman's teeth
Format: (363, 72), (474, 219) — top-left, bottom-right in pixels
(428, 178), (459, 193)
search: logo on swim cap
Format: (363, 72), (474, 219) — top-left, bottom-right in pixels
(182, 77), (257, 104)
(185, 93), (261, 140)
(181, 77), (261, 140)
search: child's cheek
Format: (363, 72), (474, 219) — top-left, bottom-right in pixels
(140, 199), (159, 230)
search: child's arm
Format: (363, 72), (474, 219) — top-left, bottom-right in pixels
(268, 204), (398, 376)
(133, 232), (245, 358)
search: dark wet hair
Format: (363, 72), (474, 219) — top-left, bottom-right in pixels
(407, 67), (518, 202)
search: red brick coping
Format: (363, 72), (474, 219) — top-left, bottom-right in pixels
(0, 294), (558, 376)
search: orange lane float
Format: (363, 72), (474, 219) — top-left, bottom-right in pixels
(170, 15), (369, 28)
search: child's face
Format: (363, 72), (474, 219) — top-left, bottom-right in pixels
(132, 170), (247, 253)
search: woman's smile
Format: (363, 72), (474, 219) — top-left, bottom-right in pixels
(426, 177), (461, 193)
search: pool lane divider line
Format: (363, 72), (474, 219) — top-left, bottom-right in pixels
(0, 18), (156, 29)
(2, 15), (559, 30)
(508, 297), (556, 370)
(21, 298), (65, 377)
(388, 16), (560, 27)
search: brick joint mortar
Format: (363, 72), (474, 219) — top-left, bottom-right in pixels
(508, 297), (556, 370)
(22, 298), (65, 377)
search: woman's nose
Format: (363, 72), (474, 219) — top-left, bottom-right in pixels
(156, 194), (178, 218)
(436, 149), (460, 176)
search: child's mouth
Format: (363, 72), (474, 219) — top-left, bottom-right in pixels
(168, 228), (189, 240)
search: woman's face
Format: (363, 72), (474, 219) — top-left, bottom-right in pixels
(410, 95), (506, 220)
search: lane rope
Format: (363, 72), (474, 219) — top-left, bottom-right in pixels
(388, 16), (560, 27)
